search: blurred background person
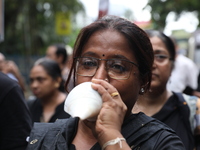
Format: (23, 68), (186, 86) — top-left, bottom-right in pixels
(27, 58), (70, 123)
(167, 37), (200, 97)
(132, 30), (200, 150)
(0, 52), (5, 73)
(46, 43), (68, 80)
(46, 43), (74, 91)
(0, 72), (32, 150)
(0, 52), (26, 91)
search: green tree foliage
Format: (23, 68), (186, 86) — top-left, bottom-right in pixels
(147, 0), (200, 30)
(1, 0), (85, 55)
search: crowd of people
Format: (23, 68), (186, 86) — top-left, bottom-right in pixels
(0, 15), (200, 150)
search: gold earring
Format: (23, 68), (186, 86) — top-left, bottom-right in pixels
(55, 82), (59, 88)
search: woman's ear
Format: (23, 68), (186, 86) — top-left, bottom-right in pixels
(139, 87), (145, 95)
(54, 77), (62, 88)
(139, 82), (149, 95)
(54, 82), (59, 88)
(139, 74), (150, 95)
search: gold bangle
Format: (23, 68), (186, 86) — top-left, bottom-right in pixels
(102, 137), (126, 150)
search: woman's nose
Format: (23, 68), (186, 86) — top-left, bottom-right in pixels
(31, 80), (38, 88)
(92, 64), (109, 80)
(152, 61), (157, 69)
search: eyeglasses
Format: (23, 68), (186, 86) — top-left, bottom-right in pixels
(154, 54), (172, 65)
(75, 57), (138, 80)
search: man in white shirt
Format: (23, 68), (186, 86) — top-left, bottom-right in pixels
(167, 53), (199, 93)
(167, 37), (200, 98)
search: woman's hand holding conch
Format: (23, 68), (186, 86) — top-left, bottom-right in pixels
(88, 79), (127, 145)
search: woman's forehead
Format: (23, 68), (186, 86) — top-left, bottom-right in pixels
(150, 37), (169, 53)
(80, 30), (136, 61)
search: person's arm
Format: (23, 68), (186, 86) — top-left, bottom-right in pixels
(183, 86), (200, 98)
(0, 82), (32, 150)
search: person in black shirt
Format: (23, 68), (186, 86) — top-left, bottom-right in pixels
(133, 30), (199, 150)
(0, 72), (32, 150)
(28, 58), (70, 122)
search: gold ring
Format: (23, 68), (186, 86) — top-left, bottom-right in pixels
(110, 92), (119, 97)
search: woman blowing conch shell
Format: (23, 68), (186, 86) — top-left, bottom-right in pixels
(26, 15), (185, 150)
(64, 82), (102, 121)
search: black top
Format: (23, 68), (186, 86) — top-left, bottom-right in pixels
(27, 98), (70, 122)
(26, 113), (185, 150)
(152, 92), (194, 150)
(0, 72), (32, 150)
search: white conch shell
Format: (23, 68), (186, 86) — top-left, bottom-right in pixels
(64, 82), (102, 121)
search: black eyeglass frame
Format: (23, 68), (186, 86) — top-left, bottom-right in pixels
(74, 56), (139, 80)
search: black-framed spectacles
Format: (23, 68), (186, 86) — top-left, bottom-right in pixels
(74, 57), (138, 80)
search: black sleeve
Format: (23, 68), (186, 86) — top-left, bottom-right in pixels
(154, 130), (186, 150)
(183, 86), (194, 95)
(0, 82), (33, 150)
